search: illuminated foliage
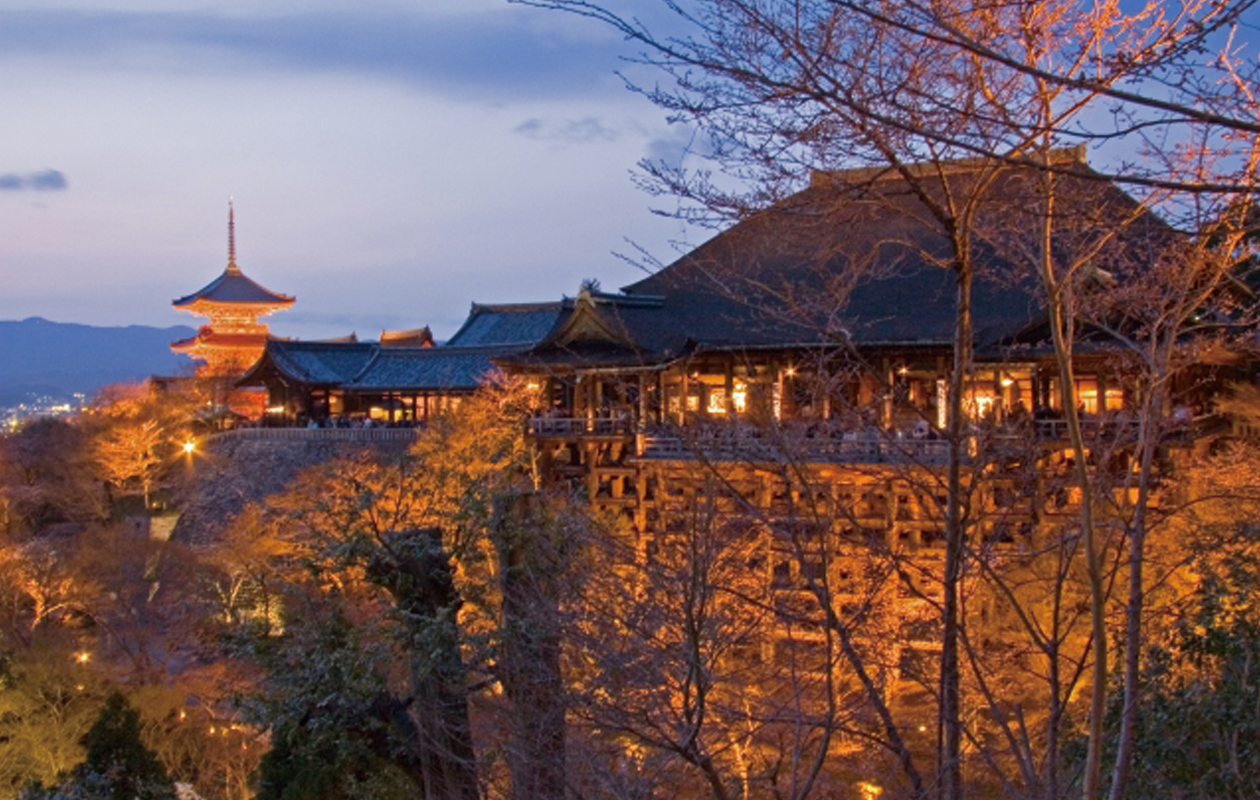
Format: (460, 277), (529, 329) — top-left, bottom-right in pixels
(90, 393), (196, 515)
(94, 420), (165, 512)
(222, 375), (546, 800)
(21, 692), (176, 800)
(0, 419), (107, 537)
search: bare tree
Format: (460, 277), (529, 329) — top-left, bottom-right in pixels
(511, 2), (1260, 796)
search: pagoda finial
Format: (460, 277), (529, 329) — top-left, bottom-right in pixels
(226, 198), (240, 274)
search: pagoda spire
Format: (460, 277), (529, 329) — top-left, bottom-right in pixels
(226, 198), (240, 275)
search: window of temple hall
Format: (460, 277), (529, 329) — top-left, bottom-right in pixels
(708, 387), (727, 415)
(1075, 377), (1125, 413)
(966, 391), (997, 419)
(733, 381), (748, 414)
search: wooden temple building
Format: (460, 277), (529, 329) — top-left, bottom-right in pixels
(171, 202), (295, 380)
(231, 150), (1257, 698)
(240, 302), (562, 423)
(241, 150), (1248, 536)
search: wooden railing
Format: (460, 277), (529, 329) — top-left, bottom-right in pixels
(527, 417), (633, 437)
(208, 427), (419, 444)
(640, 433), (952, 465)
(1034, 415), (1222, 442)
(1033, 418), (1138, 441)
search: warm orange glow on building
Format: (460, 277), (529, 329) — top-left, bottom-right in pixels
(170, 201), (294, 379)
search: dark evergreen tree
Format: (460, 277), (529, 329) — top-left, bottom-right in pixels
(22, 692), (176, 800)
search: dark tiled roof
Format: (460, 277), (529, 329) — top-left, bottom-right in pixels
(445, 302), (564, 347)
(495, 292), (697, 370)
(240, 339), (518, 392)
(251, 340), (378, 385)
(346, 346), (507, 391)
(619, 155), (1168, 352)
(174, 268), (294, 307)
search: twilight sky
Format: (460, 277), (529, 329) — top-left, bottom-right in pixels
(0, 0), (697, 340)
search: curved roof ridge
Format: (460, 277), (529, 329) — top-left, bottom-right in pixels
(173, 267), (294, 307)
(470, 300), (564, 310)
(808, 145), (1089, 188)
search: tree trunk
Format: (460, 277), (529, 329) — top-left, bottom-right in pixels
(941, 250), (972, 800)
(492, 493), (567, 800)
(1107, 377), (1165, 800)
(371, 528), (480, 800)
(1033, 171), (1105, 800)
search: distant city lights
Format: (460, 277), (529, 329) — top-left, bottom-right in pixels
(1, 392), (90, 431)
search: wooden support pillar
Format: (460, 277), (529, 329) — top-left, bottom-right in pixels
(679, 369), (690, 425)
(724, 359), (735, 419)
(882, 357), (894, 429)
(994, 368), (1004, 423)
(774, 362), (784, 421)
(585, 443), (599, 502)
(637, 372), (648, 455)
(657, 370), (666, 425)
(634, 475), (648, 531)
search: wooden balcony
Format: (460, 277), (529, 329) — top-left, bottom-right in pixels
(527, 416), (633, 437)
(639, 432), (952, 465)
(208, 427), (419, 444)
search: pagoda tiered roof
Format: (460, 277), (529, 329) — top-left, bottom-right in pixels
(173, 267), (294, 309)
(173, 202), (294, 312)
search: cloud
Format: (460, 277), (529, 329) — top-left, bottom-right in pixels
(27, 169), (68, 190)
(0, 169), (68, 191)
(645, 126), (701, 169)
(514, 116), (619, 143)
(0, 8), (632, 101)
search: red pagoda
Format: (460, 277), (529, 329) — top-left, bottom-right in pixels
(170, 201), (294, 378)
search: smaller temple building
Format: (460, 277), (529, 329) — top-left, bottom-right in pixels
(239, 302), (562, 425)
(171, 202), (294, 378)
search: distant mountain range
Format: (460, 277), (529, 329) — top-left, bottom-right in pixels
(0, 317), (196, 406)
